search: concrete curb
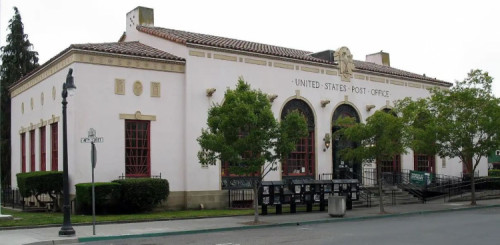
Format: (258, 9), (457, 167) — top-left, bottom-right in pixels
(76, 204), (500, 243)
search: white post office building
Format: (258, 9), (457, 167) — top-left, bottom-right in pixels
(9, 7), (487, 209)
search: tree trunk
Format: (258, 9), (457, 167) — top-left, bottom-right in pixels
(253, 182), (259, 223)
(377, 162), (385, 213)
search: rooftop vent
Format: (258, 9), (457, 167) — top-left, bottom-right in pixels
(310, 50), (335, 63)
(366, 51), (390, 67)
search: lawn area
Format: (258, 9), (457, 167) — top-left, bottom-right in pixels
(0, 208), (255, 228)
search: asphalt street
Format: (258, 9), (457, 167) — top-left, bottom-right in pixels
(78, 207), (500, 245)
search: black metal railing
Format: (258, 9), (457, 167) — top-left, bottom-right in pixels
(1, 187), (57, 211)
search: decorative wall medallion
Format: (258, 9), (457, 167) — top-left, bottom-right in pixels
(334, 46), (355, 82)
(133, 81), (143, 96)
(52, 86), (56, 100)
(134, 111), (142, 120)
(115, 79), (125, 95)
(21, 103), (24, 114)
(41, 92), (44, 106)
(151, 82), (160, 97)
(30, 97), (34, 110)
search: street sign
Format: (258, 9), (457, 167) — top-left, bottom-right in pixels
(81, 137), (103, 143)
(80, 128), (102, 236)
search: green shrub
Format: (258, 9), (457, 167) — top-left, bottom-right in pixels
(16, 171), (63, 197)
(488, 169), (500, 177)
(75, 182), (121, 214)
(16, 171), (63, 210)
(112, 178), (169, 213)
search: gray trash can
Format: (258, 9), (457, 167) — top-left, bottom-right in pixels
(328, 195), (346, 217)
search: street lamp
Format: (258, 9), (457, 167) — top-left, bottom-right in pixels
(59, 68), (76, 236)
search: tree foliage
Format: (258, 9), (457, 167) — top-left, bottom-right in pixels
(335, 110), (406, 213)
(197, 78), (308, 222)
(335, 111), (406, 164)
(0, 7), (39, 186)
(396, 69), (500, 205)
(197, 78), (308, 177)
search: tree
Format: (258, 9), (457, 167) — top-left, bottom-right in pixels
(197, 78), (308, 223)
(335, 110), (406, 213)
(0, 7), (39, 187)
(397, 70), (500, 205)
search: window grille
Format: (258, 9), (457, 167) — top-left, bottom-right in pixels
(125, 120), (151, 177)
(40, 126), (46, 171)
(51, 123), (58, 171)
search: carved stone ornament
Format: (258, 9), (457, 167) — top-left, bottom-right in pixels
(151, 82), (160, 97)
(334, 46), (355, 82)
(115, 79), (125, 95)
(134, 111), (142, 120)
(133, 81), (143, 96)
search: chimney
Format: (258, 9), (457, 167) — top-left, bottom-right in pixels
(126, 6), (154, 33)
(366, 51), (390, 67)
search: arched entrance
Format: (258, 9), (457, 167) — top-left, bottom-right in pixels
(332, 104), (361, 179)
(281, 99), (315, 181)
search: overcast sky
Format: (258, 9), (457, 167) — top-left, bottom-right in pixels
(1, 0), (499, 95)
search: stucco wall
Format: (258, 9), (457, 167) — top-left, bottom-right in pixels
(10, 62), (186, 194)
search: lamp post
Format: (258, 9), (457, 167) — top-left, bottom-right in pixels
(59, 68), (76, 236)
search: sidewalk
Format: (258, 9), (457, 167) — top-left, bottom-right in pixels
(2, 198), (500, 245)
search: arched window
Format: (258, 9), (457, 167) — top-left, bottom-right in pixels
(281, 99), (315, 179)
(332, 104), (360, 179)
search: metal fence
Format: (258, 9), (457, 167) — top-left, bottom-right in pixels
(1, 187), (58, 211)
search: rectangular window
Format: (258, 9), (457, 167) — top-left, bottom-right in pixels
(125, 120), (151, 177)
(51, 123), (58, 171)
(284, 131), (315, 176)
(414, 153), (435, 173)
(30, 130), (35, 172)
(40, 126), (46, 171)
(379, 155), (401, 173)
(21, 133), (26, 173)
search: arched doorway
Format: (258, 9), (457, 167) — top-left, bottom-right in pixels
(281, 99), (315, 181)
(332, 104), (361, 179)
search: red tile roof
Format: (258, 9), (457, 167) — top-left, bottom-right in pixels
(70, 41), (184, 61)
(138, 26), (450, 86)
(137, 26), (331, 64)
(10, 42), (184, 90)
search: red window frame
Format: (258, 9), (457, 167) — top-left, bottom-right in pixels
(125, 120), (151, 177)
(40, 126), (46, 171)
(21, 133), (26, 173)
(30, 130), (35, 172)
(414, 153), (435, 173)
(379, 155), (401, 173)
(51, 123), (58, 171)
(283, 130), (315, 176)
